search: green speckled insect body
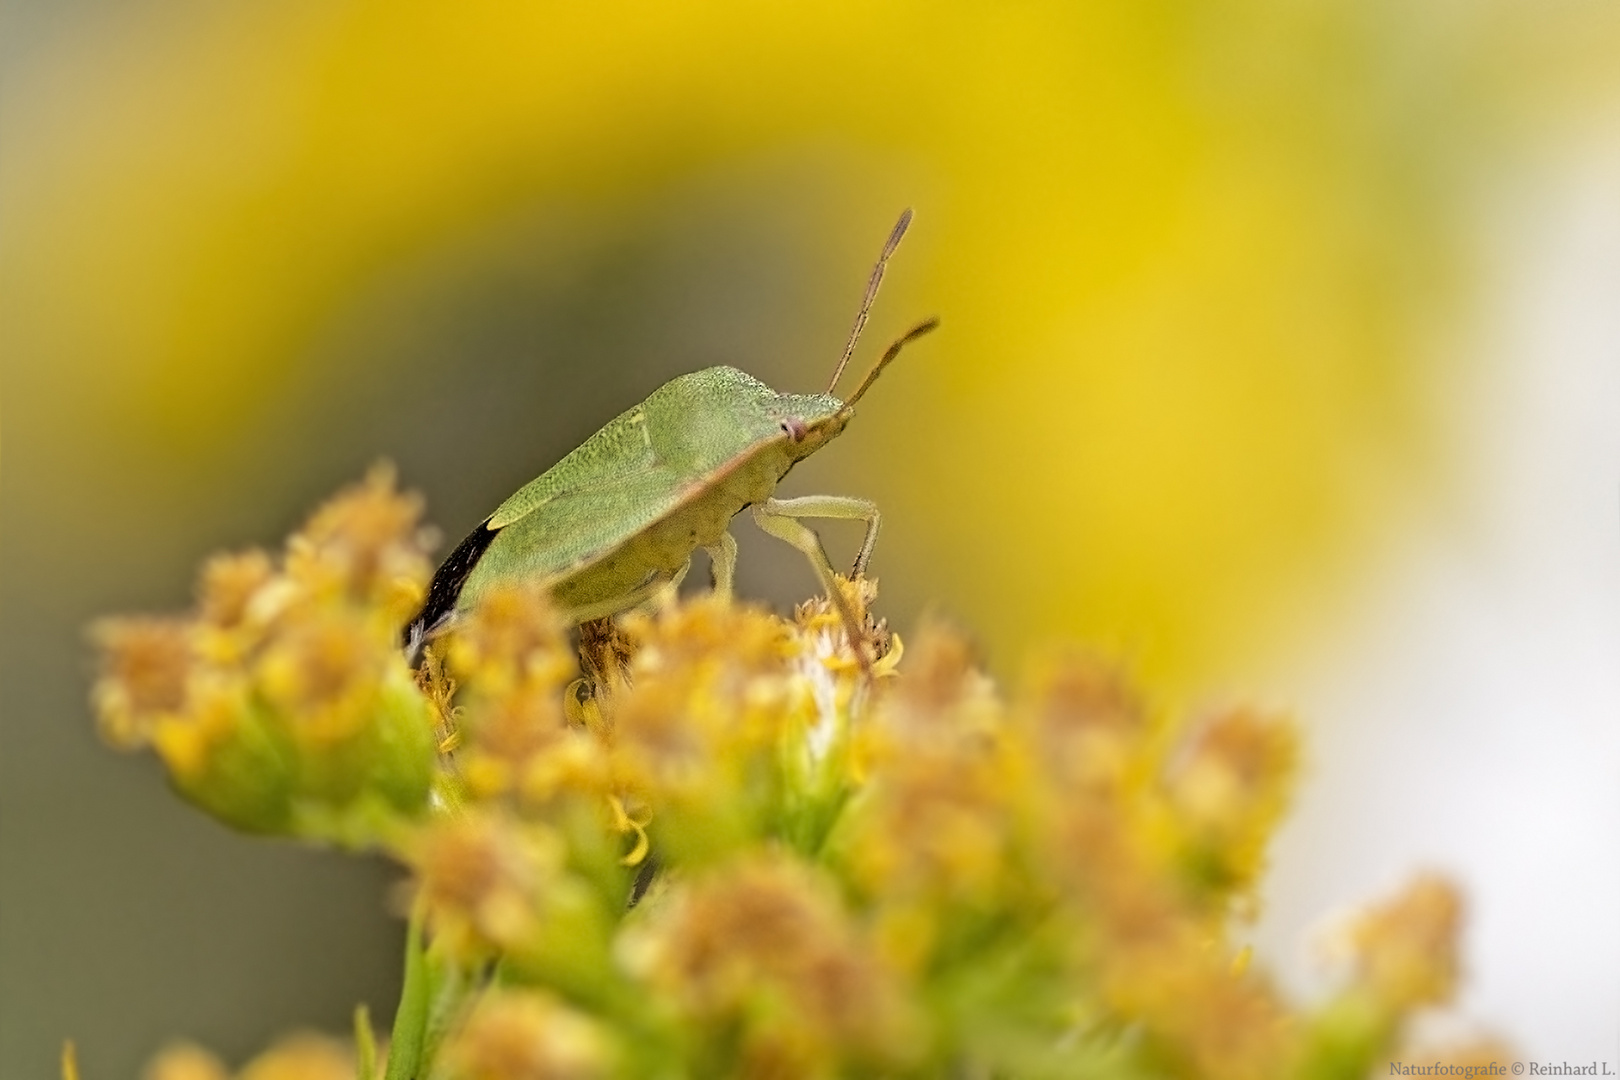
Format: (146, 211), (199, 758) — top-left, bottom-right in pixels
(404, 211), (935, 658)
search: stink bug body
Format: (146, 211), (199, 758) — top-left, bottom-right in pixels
(404, 210), (936, 659)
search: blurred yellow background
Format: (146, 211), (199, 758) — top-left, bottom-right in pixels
(2, 0), (1616, 1075)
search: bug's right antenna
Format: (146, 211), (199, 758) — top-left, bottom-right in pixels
(826, 208), (913, 396)
(840, 316), (940, 411)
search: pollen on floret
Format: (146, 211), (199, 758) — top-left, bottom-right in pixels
(441, 989), (615, 1080)
(90, 617), (193, 748)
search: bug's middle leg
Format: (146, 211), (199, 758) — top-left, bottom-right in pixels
(751, 495), (881, 578)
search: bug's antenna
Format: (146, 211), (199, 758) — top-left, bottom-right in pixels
(840, 316), (939, 411)
(826, 208), (914, 396)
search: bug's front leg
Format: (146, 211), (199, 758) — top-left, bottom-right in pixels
(752, 497), (881, 668)
(751, 495), (881, 578)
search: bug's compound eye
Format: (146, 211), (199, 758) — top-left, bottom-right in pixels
(779, 417), (808, 443)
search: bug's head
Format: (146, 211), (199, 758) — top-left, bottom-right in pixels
(769, 391), (854, 463)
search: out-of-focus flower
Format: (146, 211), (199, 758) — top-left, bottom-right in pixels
(439, 990), (616, 1080)
(235, 1035), (356, 1080)
(605, 598), (820, 865)
(838, 625), (1019, 916)
(1165, 706), (1300, 899)
(1022, 649), (1150, 799)
(409, 811), (561, 959)
(1345, 874), (1463, 1009)
(286, 468), (433, 623)
(1304, 875), (1471, 1077)
(142, 1043), (229, 1080)
(623, 854), (921, 1077)
(141, 1035), (355, 1080)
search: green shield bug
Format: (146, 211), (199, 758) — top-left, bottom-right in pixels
(404, 209), (936, 660)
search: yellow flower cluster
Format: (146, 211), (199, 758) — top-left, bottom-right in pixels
(89, 475), (1491, 1079)
(90, 467), (438, 844)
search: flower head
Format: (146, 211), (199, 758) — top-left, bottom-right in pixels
(624, 854), (919, 1076)
(101, 471), (1486, 1080)
(90, 467), (437, 841)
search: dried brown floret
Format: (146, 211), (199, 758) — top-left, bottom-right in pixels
(196, 549), (274, 630)
(794, 574), (892, 668)
(90, 617), (193, 747)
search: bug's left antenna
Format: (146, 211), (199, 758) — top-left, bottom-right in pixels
(827, 208), (913, 396)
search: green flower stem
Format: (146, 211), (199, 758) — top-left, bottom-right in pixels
(385, 902), (435, 1080)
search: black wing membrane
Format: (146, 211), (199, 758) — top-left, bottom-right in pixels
(403, 518), (500, 652)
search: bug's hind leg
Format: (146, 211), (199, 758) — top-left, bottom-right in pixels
(703, 532), (737, 600)
(563, 561), (689, 624)
(648, 560), (690, 611)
